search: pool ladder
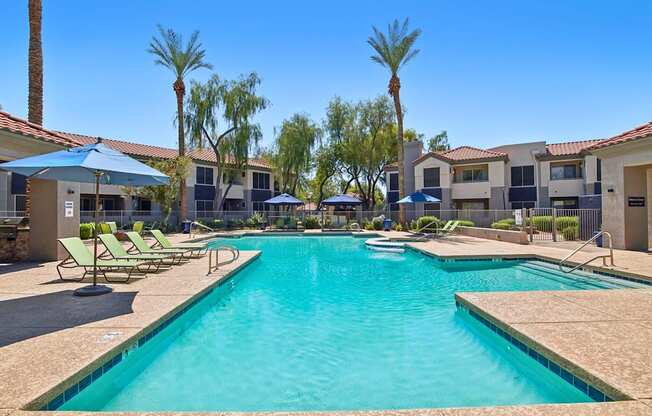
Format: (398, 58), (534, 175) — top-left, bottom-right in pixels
(558, 231), (614, 273)
(207, 245), (240, 275)
(190, 221), (214, 239)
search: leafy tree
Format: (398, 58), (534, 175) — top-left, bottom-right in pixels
(185, 73), (268, 211)
(137, 156), (191, 230)
(428, 130), (450, 152)
(148, 25), (212, 222)
(368, 18), (421, 223)
(271, 114), (322, 195)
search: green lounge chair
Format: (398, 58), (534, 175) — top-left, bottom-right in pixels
(132, 221), (144, 234)
(125, 231), (192, 260)
(98, 233), (179, 270)
(57, 237), (149, 283)
(150, 229), (208, 256)
(437, 220), (460, 237)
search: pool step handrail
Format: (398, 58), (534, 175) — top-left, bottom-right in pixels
(190, 221), (214, 239)
(558, 231), (614, 273)
(207, 245), (240, 275)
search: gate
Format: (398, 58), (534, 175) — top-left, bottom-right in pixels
(525, 208), (601, 242)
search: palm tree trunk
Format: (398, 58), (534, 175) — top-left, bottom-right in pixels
(173, 78), (187, 226)
(26, 0), (43, 219)
(389, 74), (406, 224)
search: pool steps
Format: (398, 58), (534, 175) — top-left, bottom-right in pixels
(364, 237), (405, 253)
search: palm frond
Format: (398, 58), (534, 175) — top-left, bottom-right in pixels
(367, 18), (421, 74)
(148, 25), (211, 79)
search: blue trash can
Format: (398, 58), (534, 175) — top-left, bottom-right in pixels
(182, 220), (192, 234)
(593, 231), (603, 247)
(383, 218), (392, 231)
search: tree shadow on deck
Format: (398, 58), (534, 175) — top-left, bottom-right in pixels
(0, 290), (137, 347)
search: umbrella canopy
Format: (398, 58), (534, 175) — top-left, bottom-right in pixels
(397, 191), (441, 204)
(0, 138), (169, 297)
(0, 141), (169, 186)
(264, 193), (304, 206)
(321, 194), (363, 206)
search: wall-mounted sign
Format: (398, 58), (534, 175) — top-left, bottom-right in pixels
(64, 200), (74, 218)
(513, 210), (523, 225)
(628, 196), (645, 207)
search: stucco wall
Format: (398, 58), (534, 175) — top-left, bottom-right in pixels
(414, 157), (451, 189)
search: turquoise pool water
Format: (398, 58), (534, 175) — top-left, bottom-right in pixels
(61, 236), (638, 412)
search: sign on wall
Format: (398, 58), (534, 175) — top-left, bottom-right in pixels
(64, 201), (74, 218)
(628, 196), (645, 207)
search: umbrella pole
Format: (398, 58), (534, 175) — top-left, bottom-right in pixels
(74, 171), (112, 296)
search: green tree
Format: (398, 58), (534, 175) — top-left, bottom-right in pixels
(428, 130), (450, 152)
(137, 156), (191, 230)
(368, 18), (421, 223)
(185, 73), (268, 211)
(272, 114), (322, 195)
(148, 25), (212, 223)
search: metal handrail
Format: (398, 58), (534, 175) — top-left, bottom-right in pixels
(559, 231), (614, 273)
(189, 221), (214, 239)
(207, 245), (240, 275)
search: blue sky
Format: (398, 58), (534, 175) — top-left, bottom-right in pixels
(2, 0), (652, 150)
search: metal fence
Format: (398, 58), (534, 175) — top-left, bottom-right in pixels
(525, 208), (601, 242)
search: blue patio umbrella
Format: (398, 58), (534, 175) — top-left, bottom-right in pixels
(0, 138), (169, 296)
(264, 193), (304, 206)
(397, 191), (441, 204)
(321, 194), (362, 206)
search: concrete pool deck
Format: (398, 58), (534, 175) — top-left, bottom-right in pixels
(0, 232), (652, 415)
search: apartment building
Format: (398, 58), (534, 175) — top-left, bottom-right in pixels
(385, 138), (602, 216)
(0, 110), (273, 218)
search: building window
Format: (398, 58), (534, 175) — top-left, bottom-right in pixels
(551, 197), (579, 209)
(196, 200), (214, 212)
(252, 202), (266, 211)
(388, 173), (399, 191)
(253, 172), (270, 190)
(596, 159), (601, 182)
(423, 167), (440, 188)
(196, 166), (214, 185)
(135, 197), (152, 212)
(511, 166), (535, 186)
(424, 203), (440, 214)
(14, 195), (26, 213)
(454, 166), (488, 183)
(550, 161), (582, 180)
(81, 197), (94, 211)
(102, 198), (116, 211)
(511, 201), (535, 210)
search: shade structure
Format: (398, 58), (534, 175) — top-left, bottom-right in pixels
(321, 194), (362, 206)
(264, 193), (304, 206)
(397, 191), (441, 204)
(0, 139), (169, 296)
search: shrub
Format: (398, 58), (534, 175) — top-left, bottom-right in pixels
(364, 222), (375, 231)
(562, 226), (579, 241)
(496, 218), (515, 226)
(212, 219), (224, 229)
(555, 216), (579, 232)
(415, 216), (442, 232)
(531, 215), (553, 232)
(372, 215), (385, 230)
(245, 213), (265, 229)
(392, 222), (403, 231)
(274, 217), (285, 228)
(491, 222), (511, 230)
(457, 220), (475, 227)
(287, 218), (298, 229)
(79, 223), (94, 239)
(304, 216), (320, 229)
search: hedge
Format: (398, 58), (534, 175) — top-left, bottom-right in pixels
(79, 223), (94, 239)
(304, 216), (320, 229)
(414, 216), (443, 232)
(491, 222), (511, 230)
(456, 220), (475, 227)
(562, 226), (579, 241)
(531, 216), (553, 232)
(555, 216), (579, 232)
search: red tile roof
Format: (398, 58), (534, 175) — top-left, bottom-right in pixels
(56, 131), (178, 159)
(413, 146), (507, 165)
(188, 148), (272, 170)
(0, 111), (77, 147)
(545, 139), (602, 156)
(589, 121), (652, 151)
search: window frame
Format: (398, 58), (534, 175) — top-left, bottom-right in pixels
(550, 161), (583, 180)
(510, 165), (535, 187)
(455, 165), (489, 183)
(252, 172), (270, 190)
(388, 172), (399, 191)
(195, 166), (214, 185)
(423, 167), (440, 188)
(14, 194), (26, 213)
(195, 200), (214, 212)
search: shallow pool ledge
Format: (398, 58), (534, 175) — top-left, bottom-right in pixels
(455, 289), (652, 402)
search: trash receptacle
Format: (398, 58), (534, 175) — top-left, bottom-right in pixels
(182, 220), (192, 234)
(383, 218), (392, 231)
(593, 231), (603, 247)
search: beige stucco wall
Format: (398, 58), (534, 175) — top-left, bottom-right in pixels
(414, 157), (451, 189)
(451, 181), (491, 199)
(623, 165), (649, 251)
(549, 178), (585, 198)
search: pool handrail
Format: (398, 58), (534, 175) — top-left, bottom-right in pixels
(558, 230), (614, 273)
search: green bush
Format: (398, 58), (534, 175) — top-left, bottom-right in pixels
(372, 215), (385, 230)
(287, 218), (298, 229)
(496, 218), (515, 226)
(562, 226), (579, 241)
(212, 219), (224, 229)
(415, 216), (443, 232)
(531, 215), (553, 232)
(491, 222), (511, 230)
(304, 216), (320, 229)
(555, 216), (579, 232)
(364, 222), (375, 231)
(79, 223), (94, 239)
(391, 222), (403, 231)
(457, 220), (475, 227)
(245, 213), (265, 229)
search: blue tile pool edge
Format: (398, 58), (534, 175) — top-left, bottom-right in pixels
(35, 251), (262, 412)
(454, 297), (628, 403)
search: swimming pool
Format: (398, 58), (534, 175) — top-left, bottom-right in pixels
(60, 236), (641, 412)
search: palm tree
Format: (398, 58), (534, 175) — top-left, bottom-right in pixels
(28, 0), (43, 125)
(148, 25), (212, 224)
(368, 18), (421, 224)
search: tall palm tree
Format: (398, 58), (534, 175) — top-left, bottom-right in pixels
(28, 0), (43, 125)
(148, 25), (212, 224)
(368, 18), (421, 224)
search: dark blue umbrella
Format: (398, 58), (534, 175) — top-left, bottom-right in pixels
(321, 194), (362, 206)
(0, 138), (169, 296)
(397, 191), (441, 204)
(264, 193), (304, 206)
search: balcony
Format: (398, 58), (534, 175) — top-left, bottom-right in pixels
(549, 178), (584, 198)
(451, 181), (491, 199)
(223, 184), (244, 200)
